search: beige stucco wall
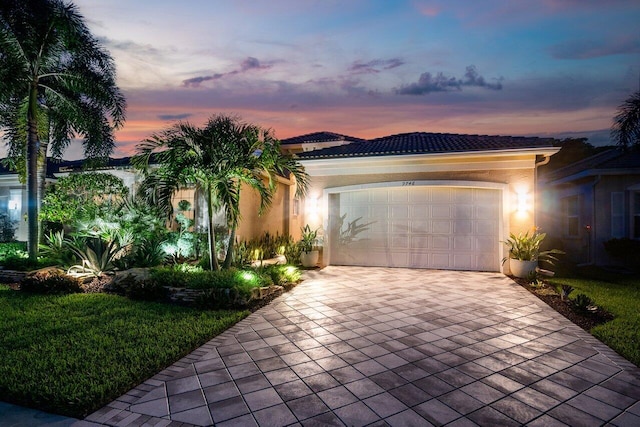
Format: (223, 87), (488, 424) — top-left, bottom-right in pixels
(235, 177), (304, 242)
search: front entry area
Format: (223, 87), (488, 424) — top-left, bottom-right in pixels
(327, 185), (501, 271)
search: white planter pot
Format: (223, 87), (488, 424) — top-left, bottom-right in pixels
(509, 259), (538, 278)
(300, 250), (319, 268)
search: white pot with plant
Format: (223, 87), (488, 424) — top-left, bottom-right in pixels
(299, 225), (320, 268)
(502, 228), (564, 278)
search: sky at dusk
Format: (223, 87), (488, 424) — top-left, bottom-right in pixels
(57, 0), (640, 158)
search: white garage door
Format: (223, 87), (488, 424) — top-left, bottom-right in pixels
(329, 186), (500, 271)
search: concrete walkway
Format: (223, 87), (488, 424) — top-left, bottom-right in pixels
(78, 267), (640, 426)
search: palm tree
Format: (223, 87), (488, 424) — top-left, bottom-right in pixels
(612, 90), (640, 149)
(133, 114), (308, 270)
(0, 0), (126, 260)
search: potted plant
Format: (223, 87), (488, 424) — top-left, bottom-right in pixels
(299, 225), (320, 267)
(502, 228), (563, 278)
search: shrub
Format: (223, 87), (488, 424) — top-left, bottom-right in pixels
(125, 279), (168, 301)
(603, 238), (640, 266)
(264, 264), (301, 286)
(20, 271), (82, 295)
(0, 211), (16, 242)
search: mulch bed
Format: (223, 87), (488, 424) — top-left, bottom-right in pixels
(510, 276), (614, 331)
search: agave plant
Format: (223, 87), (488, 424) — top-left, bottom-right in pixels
(66, 231), (132, 277)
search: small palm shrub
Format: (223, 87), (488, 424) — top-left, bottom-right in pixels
(20, 271), (82, 295)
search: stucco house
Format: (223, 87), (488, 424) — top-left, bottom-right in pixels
(539, 148), (640, 266)
(284, 131), (559, 273)
(1, 130), (559, 273)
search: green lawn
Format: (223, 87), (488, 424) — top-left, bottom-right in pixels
(0, 285), (248, 418)
(548, 271), (640, 367)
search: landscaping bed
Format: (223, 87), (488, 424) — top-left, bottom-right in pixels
(511, 276), (614, 331)
(0, 262), (304, 418)
(511, 269), (640, 367)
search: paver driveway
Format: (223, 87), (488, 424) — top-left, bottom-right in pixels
(82, 267), (640, 427)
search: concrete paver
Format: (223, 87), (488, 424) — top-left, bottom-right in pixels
(81, 267), (640, 426)
(10, 266), (640, 426)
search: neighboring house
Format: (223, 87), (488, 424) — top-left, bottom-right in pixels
(0, 157), (298, 244)
(288, 131), (559, 273)
(539, 149), (640, 266)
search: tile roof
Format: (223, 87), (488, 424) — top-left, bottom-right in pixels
(297, 132), (555, 159)
(546, 148), (640, 182)
(0, 157), (135, 177)
(281, 131), (366, 145)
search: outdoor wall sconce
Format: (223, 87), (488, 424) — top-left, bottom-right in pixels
(516, 191), (530, 214)
(306, 196), (319, 216)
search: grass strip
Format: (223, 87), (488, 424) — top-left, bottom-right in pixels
(0, 285), (247, 418)
(548, 275), (640, 367)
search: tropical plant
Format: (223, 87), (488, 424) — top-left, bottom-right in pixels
(39, 230), (73, 265)
(0, 211), (16, 242)
(501, 228), (564, 264)
(299, 225), (319, 253)
(41, 172), (129, 226)
(133, 114), (308, 270)
(572, 293), (596, 313)
(558, 284), (574, 301)
(612, 90), (640, 149)
(0, 0), (126, 260)
(66, 230), (132, 277)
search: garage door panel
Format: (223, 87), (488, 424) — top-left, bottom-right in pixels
(454, 237), (472, 250)
(432, 205), (450, 218)
(390, 205), (409, 219)
(391, 235), (410, 249)
(454, 220), (473, 234)
(331, 186), (500, 271)
(432, 221), (452, 234)
(455, 205), (473, 219)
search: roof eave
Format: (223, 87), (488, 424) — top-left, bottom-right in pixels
(548, 167), (640, 185)
(299, 146), (559, 162)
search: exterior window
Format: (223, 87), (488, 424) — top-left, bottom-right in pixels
(292, 198), (299, 217)
(564, 196), (579, 237)
(634, 192), (640, 239)
(611, 192), (625, 238)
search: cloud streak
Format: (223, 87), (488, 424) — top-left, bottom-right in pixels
(349, 58), (405, 74)
(395, 65), (503, 95)
(183, 57), (274, 87)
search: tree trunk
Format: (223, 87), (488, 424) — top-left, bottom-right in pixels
(205, 187), (219, 270)
(38, 139), (48, 245)
(26, 83), (40, 261)
(223, 227), (236, 269)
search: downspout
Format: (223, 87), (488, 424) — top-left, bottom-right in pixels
(534, 155), (552, 226)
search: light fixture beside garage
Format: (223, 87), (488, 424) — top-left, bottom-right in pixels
(516, 190), (530, 215)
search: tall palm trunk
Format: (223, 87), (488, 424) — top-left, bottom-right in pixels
(26, 83), (39, 261)
(38, 139), (48, 245)
(205, 186), (219, 270)
(223, 228), (236, 269)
